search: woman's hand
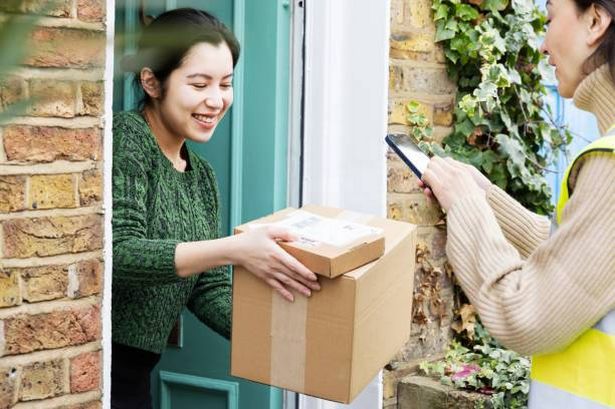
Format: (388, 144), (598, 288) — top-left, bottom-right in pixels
(420, 157), (487, 211)
(233, 226), (320, 302)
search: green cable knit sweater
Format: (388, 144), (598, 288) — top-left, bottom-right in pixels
(112, 111), (231, 353)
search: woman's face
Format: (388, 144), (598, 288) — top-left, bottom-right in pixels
(540, 0), (595, 97)
(157, 41), (234, 143)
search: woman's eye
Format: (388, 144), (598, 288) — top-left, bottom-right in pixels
(192, 84), (207, 89)
(221, 83), (233, 89)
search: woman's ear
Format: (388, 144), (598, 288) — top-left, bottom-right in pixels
(140, 68), (162, 99)
(586, 4), (612, 47)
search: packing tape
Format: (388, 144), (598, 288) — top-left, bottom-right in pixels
(269, 210), (374, 391)
(270, 290), (308, 391)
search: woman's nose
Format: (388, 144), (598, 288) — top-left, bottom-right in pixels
(204, 92), (223, 109)
(539, 40), (548, 55)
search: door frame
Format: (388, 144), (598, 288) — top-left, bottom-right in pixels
(298, 0), (390, 408)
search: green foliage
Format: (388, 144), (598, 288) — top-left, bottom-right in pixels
(0, 0), (45, 122)
(418, 0), (573, 214)
(420, 322), (531, 409)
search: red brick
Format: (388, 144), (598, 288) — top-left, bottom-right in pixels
(0, 77), (26, 110)
(0, 176), (26, 212)
(20, 0), (71, 17)
(78, 169), (102, 206)
(3, 126), (101, 162)
(18, 359), (66, 401)
(2, 214), (103, 258)
(433, 102), (454, 127)
(28, 79), (77, 118)
(387, 192), (444, 225)
(26, 28), (105, 69)
(21, 265), (69, 302)
(59, 401), (102, 409)
(401, 66), (456, 95)
(387, 152), (422, 193)
(3, 305), (101, 355)
(72, 259), (103, 298)
(0, 367), (19, 408)
(77, 0), (105, 22)
(0, 270), (21, 307)
(79, 81), (104, 116)
(70, 351), (101, 393)
(29, 174), (76, 210)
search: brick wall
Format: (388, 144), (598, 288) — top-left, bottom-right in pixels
(0, 1), (106, 408)
(385, 0), (459, 407)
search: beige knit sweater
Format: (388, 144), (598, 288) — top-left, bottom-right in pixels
(446, 64), (615, 356)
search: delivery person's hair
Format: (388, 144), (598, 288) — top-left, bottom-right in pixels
(573, 0), (615, 79)
(126, 8), (240, 107)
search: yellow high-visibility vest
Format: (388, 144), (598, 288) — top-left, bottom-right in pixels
(529, 127), (615, 409)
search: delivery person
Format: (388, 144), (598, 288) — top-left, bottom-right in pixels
(420, 0), (615, 407)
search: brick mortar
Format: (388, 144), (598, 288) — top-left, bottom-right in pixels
(0, 250), (103, 269)
(0, 295), (99, 320)
(12, 390), (100, 409)
(0, 204), (102, 221)
(12, 68), (105, 81)
(389, 58), (448, 70)
(34, 17), (105, 32)
(0, 340), (101, 368)
(72, 174), (79, 208)
(2, 116), (101, 128)
(0, 161), (97, 176)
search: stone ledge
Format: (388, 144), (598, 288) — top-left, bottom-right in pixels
(398, 375), (493, 409)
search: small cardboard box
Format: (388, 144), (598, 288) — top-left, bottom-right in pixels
(233, 205), (386, 278)
(231, 205), (417, 403)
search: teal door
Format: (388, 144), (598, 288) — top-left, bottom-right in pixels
(113, 1), (292, 408)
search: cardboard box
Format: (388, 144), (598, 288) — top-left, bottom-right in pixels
(231, 205), (417, 403)
(233, 205), (386, 278)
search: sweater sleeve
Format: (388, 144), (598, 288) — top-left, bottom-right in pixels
(486, 185), (552, 259)
(186, 159), (232, 339)
(112, 120), (183, 288)
(187, 266), (232, 339)
(445, 153), (615, 356)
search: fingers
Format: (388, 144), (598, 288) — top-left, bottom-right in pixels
(266, 226), (298, 242)
(273, 272), (313, 297)
(267, 278), (295, 302)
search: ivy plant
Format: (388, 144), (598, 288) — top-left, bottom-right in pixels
(420, 322), (531, 409)
(415, 0), (572, 214)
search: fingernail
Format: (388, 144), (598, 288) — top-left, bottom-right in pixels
(310, 273), (318, 281)
(304, 289), (312, 297)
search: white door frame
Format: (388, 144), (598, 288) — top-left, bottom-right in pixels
(297, 0), (390, 408)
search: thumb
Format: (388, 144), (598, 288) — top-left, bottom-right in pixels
(266, 226), (299, 242)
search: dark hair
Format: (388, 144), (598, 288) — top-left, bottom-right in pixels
(573, 0), (615, 79)
(128, 8), (240, 107)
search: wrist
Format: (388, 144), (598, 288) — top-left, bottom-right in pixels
(221, 234), (244, 266)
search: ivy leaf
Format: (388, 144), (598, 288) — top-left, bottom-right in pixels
(436, 20), (456, 42)
(482, 0), (509, 12)
(456, 4), (480, 21)
(434, 4), (450, 21)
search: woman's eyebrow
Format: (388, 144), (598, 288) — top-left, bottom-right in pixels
(186, 73), (234, 79)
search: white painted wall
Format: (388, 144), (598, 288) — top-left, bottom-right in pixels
(103, 1), (116, 408)
(300, 0), (390, 408)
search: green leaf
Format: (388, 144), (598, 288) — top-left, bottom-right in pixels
(456, 4), (480, 21)
(434, 4), (450, 20)
(482, 0), (509, 12)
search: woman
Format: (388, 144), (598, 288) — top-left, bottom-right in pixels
(421, 0), (614, 407)
(111, 8), (319, 408)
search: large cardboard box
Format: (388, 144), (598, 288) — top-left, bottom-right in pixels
(231, 205), (417, 403)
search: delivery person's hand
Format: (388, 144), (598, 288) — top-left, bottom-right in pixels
(235, 226), (320, 302)
(421, 156), (487, 211)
